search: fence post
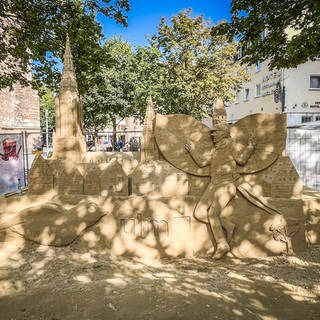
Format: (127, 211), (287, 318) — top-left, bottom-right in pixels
(45, 109), (49, 158)
(22, 130), (28, 186)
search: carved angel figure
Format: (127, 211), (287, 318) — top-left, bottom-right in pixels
(154, 100), (293, 259)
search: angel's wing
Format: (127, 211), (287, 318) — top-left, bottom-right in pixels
(231, 113), (286, 174)
(154, 114), (212, 176)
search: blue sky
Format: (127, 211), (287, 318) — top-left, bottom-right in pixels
(99, 0), (231, 46)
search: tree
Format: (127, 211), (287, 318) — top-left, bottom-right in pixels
(83, 37), (138, 143)
(84, 11), (250, 131)
(0, 0), (130, 93)
(130, 45), (164, 120)
(214, 0), (320, 69)
(145, 9), (249, 120)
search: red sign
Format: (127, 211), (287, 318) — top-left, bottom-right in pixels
(0, 134), (24, 195)
(0, 138), (22, 161)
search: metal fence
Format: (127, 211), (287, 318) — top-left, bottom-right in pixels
(286, 128), (320, 190)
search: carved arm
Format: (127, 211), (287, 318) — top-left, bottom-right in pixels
(233, 134), (256, 166)
(184, 140), (212, 167)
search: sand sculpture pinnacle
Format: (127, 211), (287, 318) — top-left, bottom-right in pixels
(51, 34), (86, 161)
(60, 34), (78, 93)
(212, 98), (227, 126)
(141, 95), (159, 162)
(145, 95), (155, 120)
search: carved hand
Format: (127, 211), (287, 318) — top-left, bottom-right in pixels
(184, 140), (195, 153)
(249, 132), (257, 148)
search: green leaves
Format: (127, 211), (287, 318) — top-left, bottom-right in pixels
(147, 10), (249, 119)
(214, 0), (320, 69)
(0, 0), (129, 91)
(83, 10), (250, 129)
(83, 37), (137, 132)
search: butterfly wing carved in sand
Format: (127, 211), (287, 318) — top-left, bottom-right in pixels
(154, 113), (286, 176)
(230, 113), (286, 174)
(154, 113), (213, 176)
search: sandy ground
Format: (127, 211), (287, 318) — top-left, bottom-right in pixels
(0, 240), (319, 320)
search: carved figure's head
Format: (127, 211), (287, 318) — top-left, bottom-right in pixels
(210, 123), (230, 142)
(212, 98), (227, 126)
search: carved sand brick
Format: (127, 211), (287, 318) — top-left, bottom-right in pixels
(131, 161), (188, 197)
(100, 160), (128, 196)
(28, 155), (53, 194)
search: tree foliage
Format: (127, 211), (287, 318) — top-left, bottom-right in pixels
(83, 11), (249, 128)
(83, 37), (138, 133)
(130, 45), (164, 120)
(145, 9), (249, 119)
(0, 0), (129, 93)
(214, 0), (320, 69)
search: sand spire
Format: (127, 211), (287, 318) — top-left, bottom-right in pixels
(141, 95), (159, 162)
(212, 98), (227, 126)
(52, 34), (86, 161)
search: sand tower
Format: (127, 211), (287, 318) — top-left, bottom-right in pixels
(52, 35), (86, 162)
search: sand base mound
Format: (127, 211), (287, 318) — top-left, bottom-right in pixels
(10, 201), (106, 246)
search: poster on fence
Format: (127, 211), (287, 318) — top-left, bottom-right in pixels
(0, 134), (25, 195)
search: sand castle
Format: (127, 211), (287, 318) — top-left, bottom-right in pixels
(0, 36), (319, 260)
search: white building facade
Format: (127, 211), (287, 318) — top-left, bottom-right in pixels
(227, 58), (320, 125)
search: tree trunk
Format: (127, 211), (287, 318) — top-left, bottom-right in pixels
(93, 128), (98, 151)
(112, 118), (117, 151)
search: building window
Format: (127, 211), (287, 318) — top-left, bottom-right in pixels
(301, 116), (313, 123)
(255, 84), (261, 97)
(236, 47), (243, 60)
(244, 88), (250, 101)
(255, 61), (262, 72)
(235, 91), (240, 104)
(310, 75), (320, 89)
(315, 116), (320, 121)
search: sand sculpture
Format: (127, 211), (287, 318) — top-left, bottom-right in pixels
(154, 100), (304, 258)
(183, 100), (293, 259)
(51, 34), (86, 162)
(140, 95), (160, 162)
(0, 36), (319, 261)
